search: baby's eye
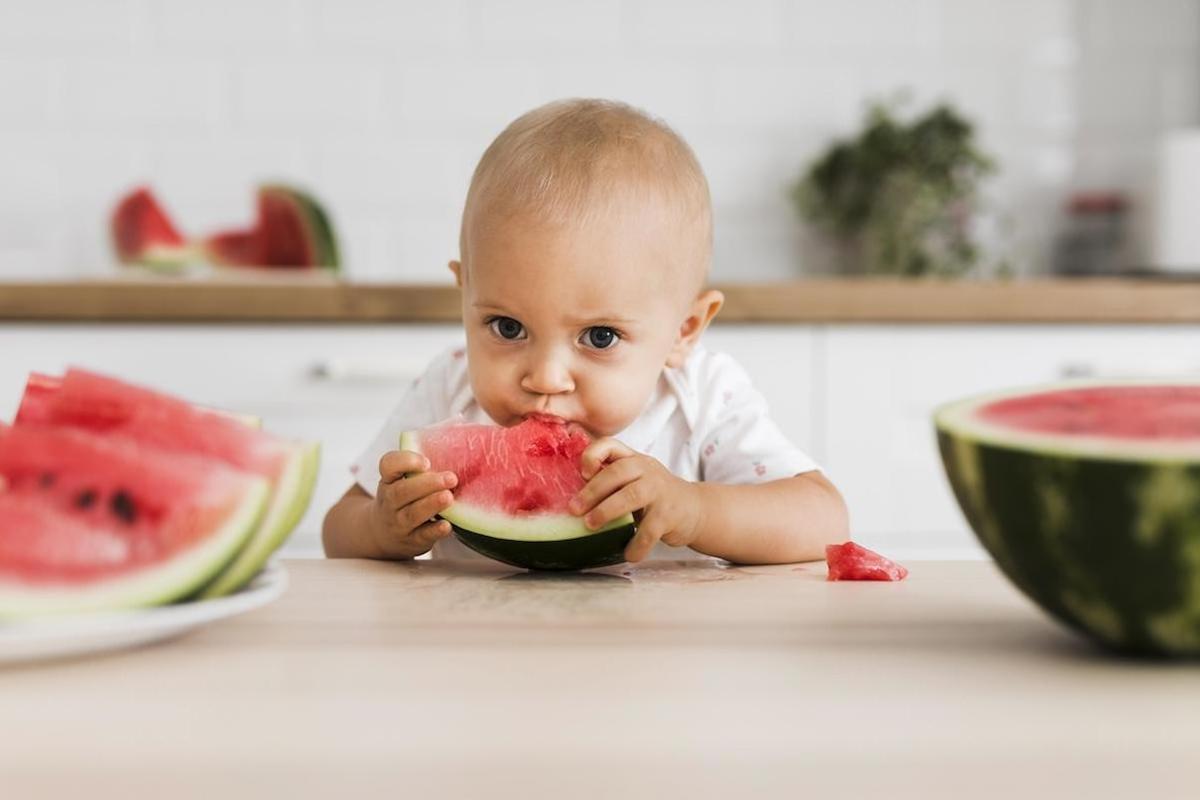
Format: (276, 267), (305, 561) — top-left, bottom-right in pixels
(489, 317), (526, 341)
(582, 326), (620, 350)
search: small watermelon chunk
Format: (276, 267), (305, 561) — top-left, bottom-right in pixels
(825, 542), (909, 581)
(204, 184), (340, 272)
(400, 416), (635, 571)
(15, 368), (319, 598)
(110, 186), (194, 271)
(0, 425), (269, 616)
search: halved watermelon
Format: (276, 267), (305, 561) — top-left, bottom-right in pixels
(0, 425), (269, 616)
(205, 184), (340, 271)
(110, 186), (194, 271)
(936, 380), (1200, 656)
(16, 369), (320, 598)
(400, 417), (636, 571)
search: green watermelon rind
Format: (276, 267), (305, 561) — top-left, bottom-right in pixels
(289, 189), (340, 272)
(935, 383), (1200, 657)
(399, 429), (637, 570)
(452, 521), (636, 572)
(0, 478), (271, 619)
(197, 441), (321, 599)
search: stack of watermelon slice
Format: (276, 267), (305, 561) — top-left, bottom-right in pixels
(110, 184), (340, 273)
(0, 370), (320, 617)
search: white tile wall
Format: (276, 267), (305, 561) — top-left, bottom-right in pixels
(0, 0), (1195, 282)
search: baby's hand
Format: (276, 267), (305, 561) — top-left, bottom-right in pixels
(370, 450), (458, 559)
(568, 439), (703, 563)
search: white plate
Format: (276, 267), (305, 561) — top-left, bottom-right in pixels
(0, 562), (288, 665)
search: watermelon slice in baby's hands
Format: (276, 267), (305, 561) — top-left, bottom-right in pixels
(825, 541), (908, 581)
(400, 415), (636, 571)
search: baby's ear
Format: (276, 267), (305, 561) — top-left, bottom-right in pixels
(665, 289), (724, 369)
(448, 260), (463, 287)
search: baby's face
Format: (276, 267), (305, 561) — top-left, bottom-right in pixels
(454, 202), (706, 437)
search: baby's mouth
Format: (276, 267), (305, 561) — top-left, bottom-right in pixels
(520, 412), (592, 438)
(522, 411), (568, 425)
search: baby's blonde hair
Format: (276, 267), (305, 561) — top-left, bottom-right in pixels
(459, 98), (712, 286)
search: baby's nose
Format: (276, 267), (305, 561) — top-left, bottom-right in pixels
(521, 354), (575, 395)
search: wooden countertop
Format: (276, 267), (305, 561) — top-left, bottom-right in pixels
(2, 277), (1200, 323)
(2, 558), (1196, 798)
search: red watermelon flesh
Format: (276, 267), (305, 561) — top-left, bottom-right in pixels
(14, 368), (321, 600)
(0, 425), (263, 584)
(257, 189), (315, 267)
(826, 542), (908, 582)
(110, 186), (189, 265)
(413, 416), (591, 516)
(17, 368), (289, 480)
(205, 229), (262, 268)
(977, 386), (1200, 440)
(204, 187), (320, 269)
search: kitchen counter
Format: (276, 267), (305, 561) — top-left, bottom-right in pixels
(4, 277), (1200, 323)
(2, 558), (1197, 798)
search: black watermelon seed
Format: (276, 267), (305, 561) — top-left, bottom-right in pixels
(110, 490), (138, 525)
(74, 489), (98, 509)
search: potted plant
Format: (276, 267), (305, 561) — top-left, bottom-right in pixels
(793, 100), (996, 278)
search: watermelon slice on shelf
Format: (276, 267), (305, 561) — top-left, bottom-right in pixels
(110, 186), (195, 271)
(205, 184), (340, 272)
(0, 425), (269, 617)
(825, 542), (909, 581)
(15, 369), (320, 598)
(399, 416), (636, 571)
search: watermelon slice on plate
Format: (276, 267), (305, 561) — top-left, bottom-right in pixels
(936, 381), (1200, 656)
(0, 425), (269, 617)
(825, 542), (908, 581)
(110, 186), (194, 271)
(15, 369), (320, 598)
(400, 416), (636, 571)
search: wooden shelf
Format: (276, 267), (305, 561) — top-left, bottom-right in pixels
(1, 277), (1198, 323)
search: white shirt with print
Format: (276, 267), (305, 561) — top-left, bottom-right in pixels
(351, 343), (819, 562)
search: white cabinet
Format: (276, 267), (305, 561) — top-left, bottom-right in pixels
(823, 326), (1200, 558)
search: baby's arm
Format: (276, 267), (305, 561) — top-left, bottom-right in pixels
(685, 471), (848, 564)
(322, 451), (458, 559)
(571, 439), (848, 565)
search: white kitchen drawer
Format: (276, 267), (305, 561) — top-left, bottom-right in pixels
(823, 325), (1200, 557)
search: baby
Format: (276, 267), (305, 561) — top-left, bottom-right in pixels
(323, 99), (848, 564)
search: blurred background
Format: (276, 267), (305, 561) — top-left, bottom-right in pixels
(1, 0), (1196, 281)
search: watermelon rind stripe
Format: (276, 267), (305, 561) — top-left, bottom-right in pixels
(197, 441), (320, 598)
(0, 478), (270, 618)
(453, 522), (635, 571)
(934, 378), (1200, 462)
(442, 502), (632, 542)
